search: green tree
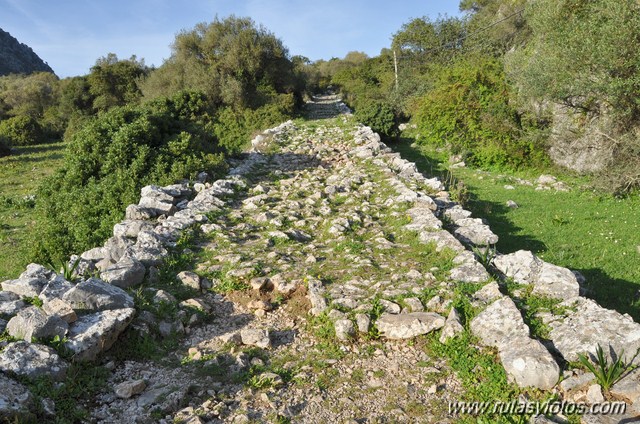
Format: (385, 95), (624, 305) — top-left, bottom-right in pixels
(87, 53), (148, 112)
(140, 16), (297, 109)
(507, 0), (640, 124)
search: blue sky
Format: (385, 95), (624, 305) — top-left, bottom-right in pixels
(0, 0), (462, 78)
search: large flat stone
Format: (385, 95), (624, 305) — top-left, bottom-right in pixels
(62, 278), (134, 312)
(499, 337), (560, 390)
(493, 250), (579, 299)
(0, 341), (69, 381)
(6, 306), (68, 342)
(64, 308), (136, 361)
(101, 256), (146, 289)
(376, 312), (445, 339)
(544, 297), (640, 363)
(470, 297), (529, 349)
(1, 277), (47, 298)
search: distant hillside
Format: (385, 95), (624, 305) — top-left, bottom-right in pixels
(0, 28), (54, 76)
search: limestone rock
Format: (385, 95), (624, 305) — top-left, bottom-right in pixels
(42, 298), (77, 323)
(0, 373), (33, 421)
(62, 278), (134, 311)
(544, 297), (640, 363)
(6, 306), (68, 342)
(334, 319), (355, 340)
(0, 341), (68, 381)
(138, 185), (177, 217)
(610, 367), (640, 404)
(470, 297), (528, 349)
(449, 259), (491, 283)
(64, 308), (136, 361)
(499, 337), (560, 390)
(356, 314), (371, 333)
(452, 218), (499, 246)
(0, 291), (26, 316)
(113, 220), (153, 239)
(493, 250), (579, 300)
(115, 379), (147, 399)
(1, 277), (47, 298)
(100, 256), (146, 289)
(307, 277), (327, 316)
(439, 308), (464, 344)
(38, 277), (73, 305)
(239, 329), (271, 349)
(376, 312), (445, 339)
(125, 204), (154, 220)
(129, 230), (168, 266)
(177, 271), (201, 291)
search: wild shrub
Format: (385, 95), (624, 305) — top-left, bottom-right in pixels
(31, 90), (227, 263)
(213, 93), (296, 155)
(354, 100), (398, 139)
(0, 115), (47, 146)
(414, 56), (547, 170)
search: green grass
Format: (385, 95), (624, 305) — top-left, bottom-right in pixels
(390, 138), (640, 320)
(0, 142), (66, 280)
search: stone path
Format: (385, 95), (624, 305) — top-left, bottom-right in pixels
(2, 95), (640, 423)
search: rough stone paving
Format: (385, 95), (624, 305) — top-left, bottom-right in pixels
(0, 95), (639, 423)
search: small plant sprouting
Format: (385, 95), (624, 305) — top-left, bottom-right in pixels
(472, 245), (497, 268)
(47, 256), (81, 282)
(578, 344), (640, 391)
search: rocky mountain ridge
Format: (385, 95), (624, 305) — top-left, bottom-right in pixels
(0, 28), (54, 76)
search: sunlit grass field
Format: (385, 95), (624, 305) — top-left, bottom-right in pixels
(391, 138), (640, 320)
(0, 142), (66, 280)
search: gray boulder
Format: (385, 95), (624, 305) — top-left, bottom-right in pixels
(0, 373), (33, 421)
(0, 341), (69, 381)
(62, 278), (134, 311)
(543, 297), (640, 363)
(452, 218), (499, 247)
(0, 291), (26, 316)
(493, 250), (579, 299)
(334, 319), (356, 340)
(1, 277), (47, 298)
(64, 308), (136, 361)
(470, 297), (529, 348)
(125, 204), (154, 221)
(129, 230), (168, 266)
(113, 220), (153, 239)
(307, 277), (327, 316)
(239, 329), (271, 349)
(38, 276), (73, 305)
(6, 306), (68, 342)
(376, 312), (445, 339)
(499, 337), (560, 390)
(471, 296), (560, 390)
(101, 256), (146, 289)
(138, 185), (176, 217)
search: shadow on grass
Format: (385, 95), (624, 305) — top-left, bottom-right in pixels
(578, 267), (640, 321)
(13, 142), (65, 155)
(389, 137), (640, 320)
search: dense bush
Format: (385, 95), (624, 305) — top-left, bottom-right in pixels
(213, 93), (296, 155)
(32, 91), (227, 263)
(354, 100), (398, 139)
(0, 115), (47, 146)
(414, 57), (547, 169)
